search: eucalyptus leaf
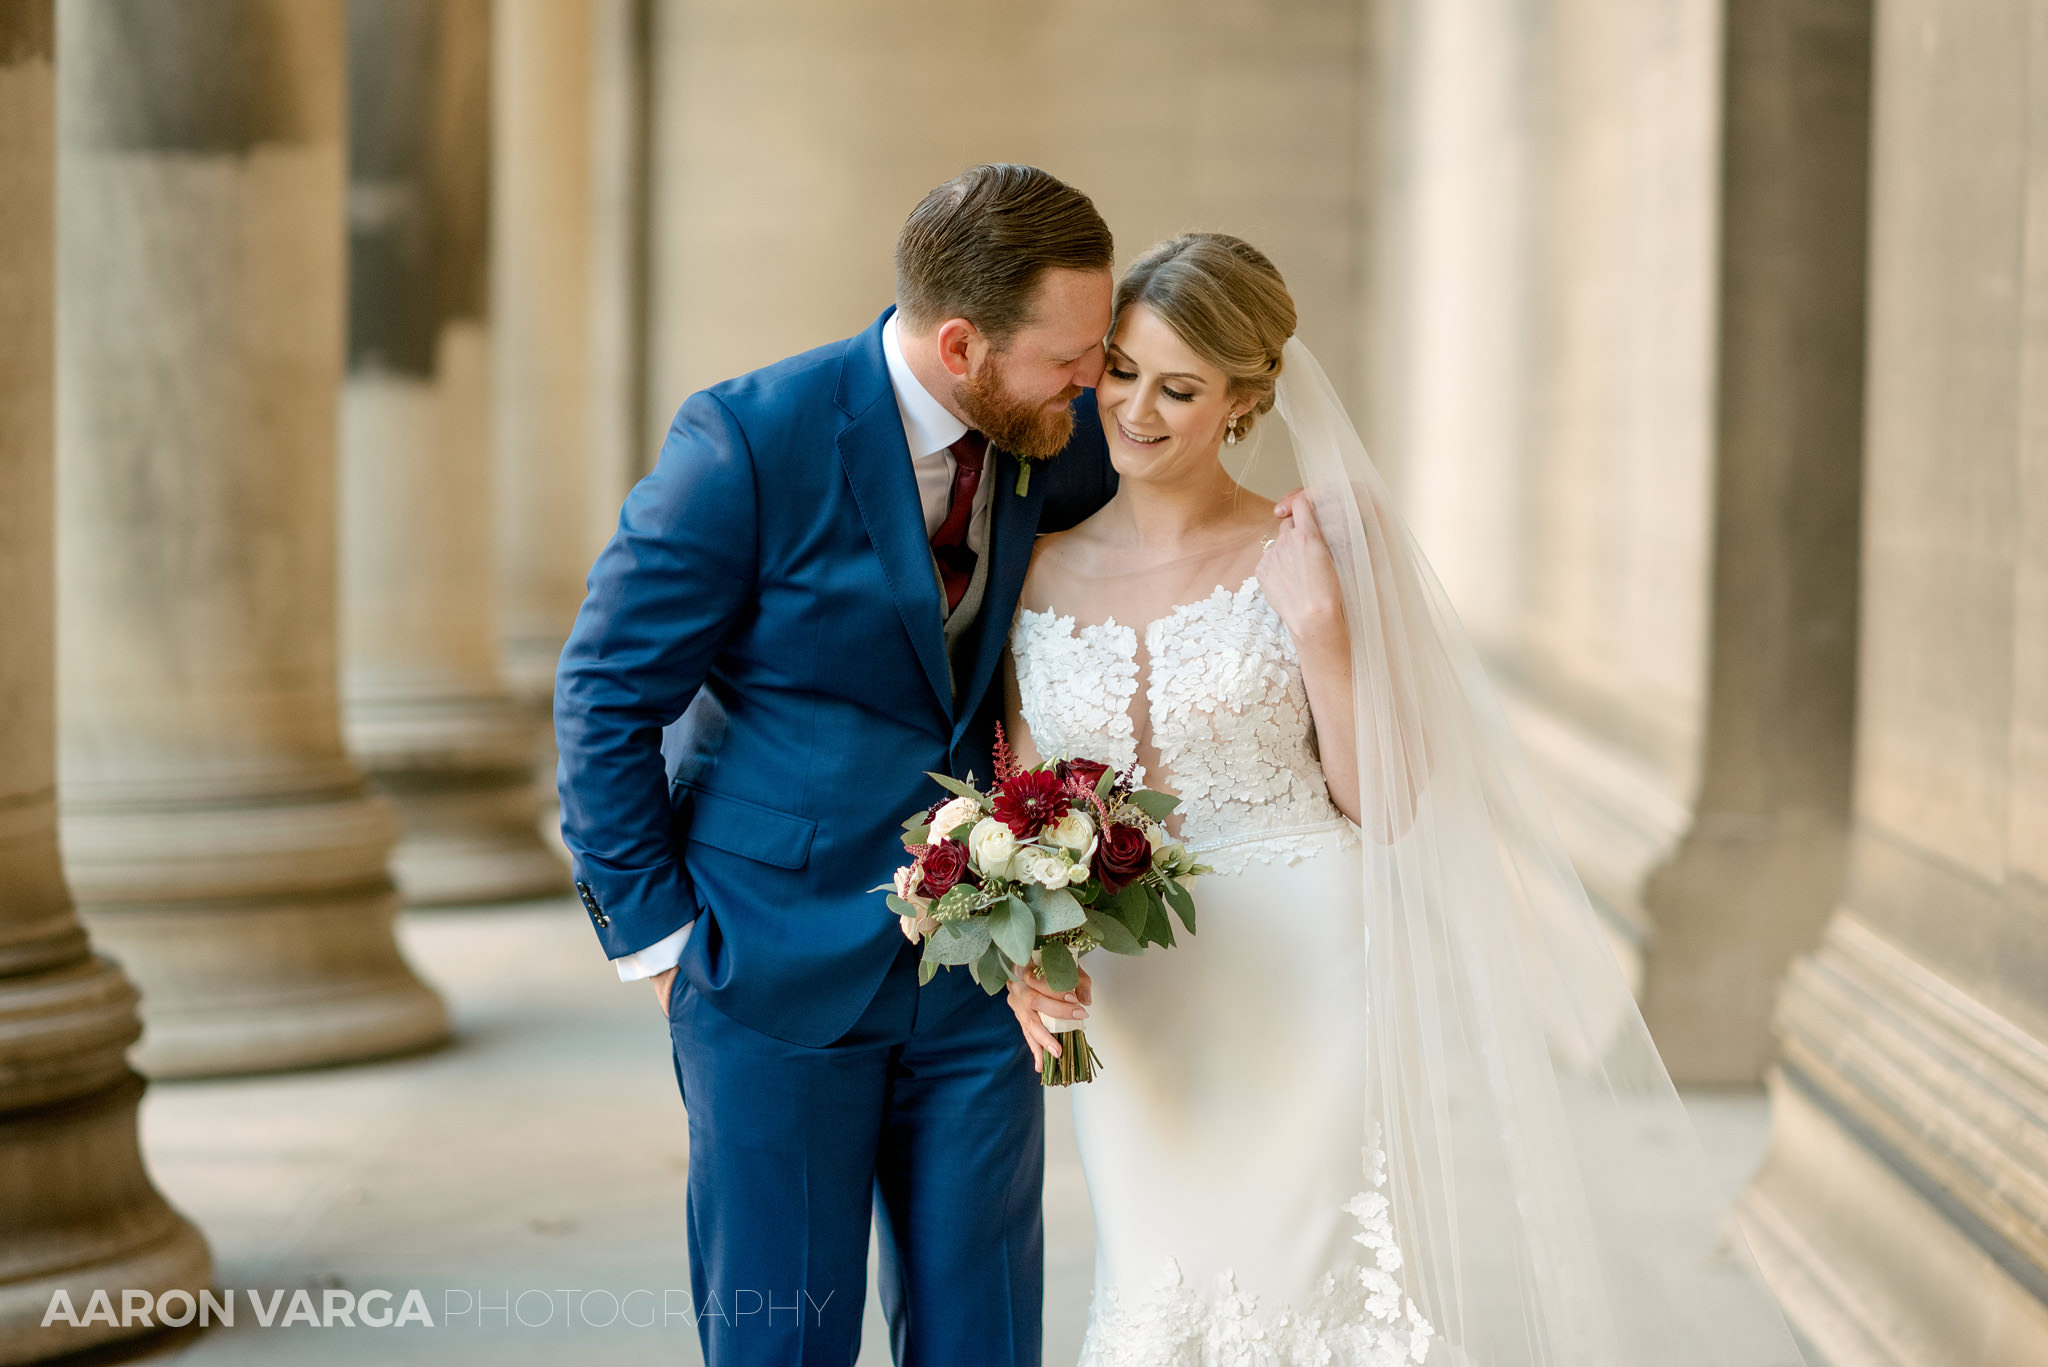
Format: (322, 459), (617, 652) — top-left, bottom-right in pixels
(1163, 880), (1198, 935)
(940, 821), (979, 843)
(923, 772), (989, 804)
(1125, 789), (1181, 821)
(1105, 883), (1151, 937)
(986, 895), (1036, 965)
(917, 958), (938, 986)
(1142, 886), (1176, 948)
(934, 884), (982, 919)
(1095, 767), (1116, 799)
(1038, 939), (1079, 994)
(926, 917), (991, 965)
(970, 943), (1009, 996)
(885, 893), (921, 920)
(1021, 883), (1087, 934)
(1085, 909), (1144, 955)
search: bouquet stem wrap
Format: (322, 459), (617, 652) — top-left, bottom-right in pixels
(1031, 948), (1101, 1086)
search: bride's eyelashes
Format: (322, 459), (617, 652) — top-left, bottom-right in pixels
(1104, 365), (1197, 404)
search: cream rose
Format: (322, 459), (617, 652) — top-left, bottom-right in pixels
(967, 816), (1018, 878)
(892, 866), (938, 942)
(1012, 844), (1082, 889)
(1045, 808), (1095, 854)
(930, 795), (982, 841)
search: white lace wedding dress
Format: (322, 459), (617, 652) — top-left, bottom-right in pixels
(1010, 572), (1434, 1367)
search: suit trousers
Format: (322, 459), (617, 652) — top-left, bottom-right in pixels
(665, 934), (1045, 1366)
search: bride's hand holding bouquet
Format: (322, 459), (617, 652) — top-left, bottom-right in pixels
(880, 726), (1205, 1085)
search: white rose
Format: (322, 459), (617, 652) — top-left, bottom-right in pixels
(967, 817), (1018, 878)
(1045, 808), (1095, 854)
(930, 796), (982, 841)
(1012, 845), (1076, 889)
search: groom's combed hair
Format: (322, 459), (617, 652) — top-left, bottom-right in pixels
(894, 164), (1112, 345)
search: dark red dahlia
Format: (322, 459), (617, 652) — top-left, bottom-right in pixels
(1057, 757), (1110, 792)
(1094, 822), (1153, 893)
(917, 838), (973, 897)
(992, 769), (1071, 838)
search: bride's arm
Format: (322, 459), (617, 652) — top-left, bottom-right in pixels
(1259, 490), (1424, 841)
(1258, 503), (1361, 825)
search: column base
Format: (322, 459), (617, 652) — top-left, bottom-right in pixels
(80, 890), (448, 1079)
(376, 767), (570, 906)
(1742, 1068), (2048, 1366)
(0, 1072), (213, 1366)
(348, 693), (569, 906)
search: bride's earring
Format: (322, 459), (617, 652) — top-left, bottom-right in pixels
(1225, 412), (1242, 446)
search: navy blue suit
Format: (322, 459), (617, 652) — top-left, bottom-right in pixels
(554, 307), (1115, 1364)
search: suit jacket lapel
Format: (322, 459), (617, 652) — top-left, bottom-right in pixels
(835, 321), (954, 719)
(951, 446), (1045, 749)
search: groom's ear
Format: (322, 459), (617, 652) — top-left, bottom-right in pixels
(934, 317), (988, 378)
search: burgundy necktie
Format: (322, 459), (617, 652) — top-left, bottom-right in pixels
(929, 431), (987, 614)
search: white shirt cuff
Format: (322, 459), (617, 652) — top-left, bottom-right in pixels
(612, 919), (694, 981)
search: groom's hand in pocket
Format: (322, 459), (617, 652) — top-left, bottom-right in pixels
(653, 966), (679, 1017)
(1005, 962), (1092, 1070)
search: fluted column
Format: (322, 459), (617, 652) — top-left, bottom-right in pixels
(1637, 0), (1873, 1082)
(343, 0), (564, 905)
(1740, 0), (2048, 1358)
(1, 6), (210, 1362)
(55, 0), (448, 1078)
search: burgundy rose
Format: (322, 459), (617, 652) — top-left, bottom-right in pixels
(1057, 757), (1110, 792)
(992, 769), (1071, 838)
(917, 838), (973, 898)
(1094, 822), (1153, 893)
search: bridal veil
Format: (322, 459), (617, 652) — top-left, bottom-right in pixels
(1275, 337), (1806, 1367)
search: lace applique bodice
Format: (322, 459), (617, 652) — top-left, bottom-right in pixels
(1011, 576), (1350, 874)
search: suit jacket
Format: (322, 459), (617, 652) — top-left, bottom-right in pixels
(554, 306), (1117, 1046)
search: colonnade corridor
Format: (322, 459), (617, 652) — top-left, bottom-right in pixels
(4, 0), (2045, 1364)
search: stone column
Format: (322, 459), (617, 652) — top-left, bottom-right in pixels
(493, 0), (637, 702)
(491, 0), (643, 857)
(1, 7), (211, 1359)
(343, 0), (564, 905)
(1362, 0), (1724, 993)
(1740, 0), (2048, 1358)
(1637, 0), (1874, 1082)
(55, 0), (448, 1078)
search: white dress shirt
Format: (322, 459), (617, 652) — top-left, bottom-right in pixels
(611, 314), (990, 982)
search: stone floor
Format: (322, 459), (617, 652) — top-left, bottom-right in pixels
(90, 898), (1776, 1365)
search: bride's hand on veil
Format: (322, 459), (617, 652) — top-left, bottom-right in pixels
(1257, 490), (1362, 825)
(1004, 961), (1092, 1070)
(1257, 491), (1347, 643)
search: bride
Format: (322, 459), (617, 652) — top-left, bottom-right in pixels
(1000, 235), (1806, 1367)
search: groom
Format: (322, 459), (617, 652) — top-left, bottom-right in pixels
(554, 164), (1117, 1365)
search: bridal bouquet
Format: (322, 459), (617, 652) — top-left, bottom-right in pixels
(883, 727), (1206, 1085)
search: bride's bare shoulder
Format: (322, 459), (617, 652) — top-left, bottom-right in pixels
(1022, 520), (1104, 610)
(1020, 533), (1064, 614)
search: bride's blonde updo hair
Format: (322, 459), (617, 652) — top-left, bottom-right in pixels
(1109, 232), (1297, 437)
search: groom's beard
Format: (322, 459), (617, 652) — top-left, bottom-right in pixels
(960, 354), (1081, 460)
